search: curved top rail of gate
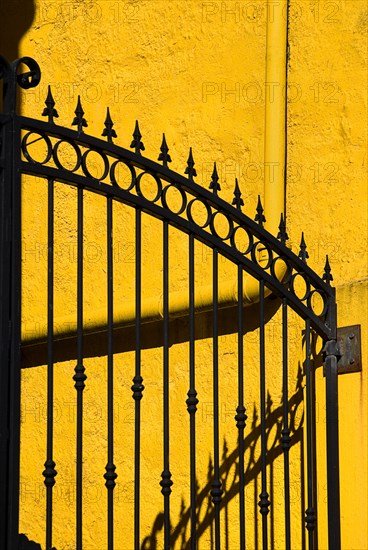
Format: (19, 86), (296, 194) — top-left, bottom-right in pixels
(1, 56), (336, 340)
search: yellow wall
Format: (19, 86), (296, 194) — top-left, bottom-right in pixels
(1, 0), (366, 548)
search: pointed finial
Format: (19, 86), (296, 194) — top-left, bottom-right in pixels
(277, 213), (289, 244)
(102, 107), (117, 143)
(158, 133), (172, 167)
(72, 95), (88, 134)
(232, 178), (244, 210)
(209, 162), (221, 194)
(298, 232), (309, 262)
(184, 147), (197, 180)
(130, 120), (145, 155)
(254, 195), (266, 226)
(42, 86), (59, 124)
(323, 255), (333, 284)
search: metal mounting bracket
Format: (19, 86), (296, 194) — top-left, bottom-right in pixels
(336, 325), (362, 374)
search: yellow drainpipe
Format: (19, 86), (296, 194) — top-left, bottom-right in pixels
(264, 0), (288, 235)
(22, 0), (288, 346)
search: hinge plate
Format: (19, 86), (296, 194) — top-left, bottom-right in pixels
(337, 324), (362, 374)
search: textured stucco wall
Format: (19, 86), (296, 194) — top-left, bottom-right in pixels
(0, 0), (366, 548)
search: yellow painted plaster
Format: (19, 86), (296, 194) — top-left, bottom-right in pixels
(0, 0), (366, 548)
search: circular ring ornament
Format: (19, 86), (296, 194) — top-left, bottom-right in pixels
(187, 198), (212, 229)
(307, 289), (328, 318)
(14, 57), (41, 89)
(210, 211), (234, 241)
(53, 139), (82, 173)
(21, 131), (52, 165)
(251, 241), (273, 270)
(81, 148), (109, 181)
(136, 172), (162, 203)
(230, 226), (253, 255)
(289, 272), (311, 302)
(161, 184), (187, 215)
(270, 256), (293, 285)
(110, 160), (136, 191)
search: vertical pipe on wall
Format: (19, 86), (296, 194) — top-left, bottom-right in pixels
(264, 0), (289, 235)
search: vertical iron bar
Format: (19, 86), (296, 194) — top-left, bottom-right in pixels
(258, 279), (270, 549)
(324, 313), (341, 550)
(160, 220), (172, 548)
(0, 94), (13, 550)
(0, 69), (22, 550)
(187, 233), (198, 549)
(8, 118), (22, 550)
(235, 265), (246, 550)
(104, 196), (117, 550)
(132, 207), (144, 550)
(210, 248), (222, 550)
(305, 319), (316, 549)
(254, 474), (259, 550)
(311, 348), (319, 548)
(281, 299), (291, 550)
(43, 178), (57, 549)
(73, 186), (86, 550)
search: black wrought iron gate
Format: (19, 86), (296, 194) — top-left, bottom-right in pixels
(0, 57), (341, 550)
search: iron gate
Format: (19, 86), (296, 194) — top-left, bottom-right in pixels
(0, 57), (341, 550)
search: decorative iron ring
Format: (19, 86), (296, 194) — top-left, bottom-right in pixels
(230, 225), (253, 255)
(53, 139), (82, 173)
(110, 160), (136, 191)
(136, 172), (162, 203)
(13, 57), (41, 89)
(210, 211), (234, 241)
(307, 289), (328, 318)
(161, 183), (187, 216)
(250, 241), (273, 270)
(187, 198), (212, 229)
(289, 272), (311, 302)
(270, 255), (293, 285)
(21, 131), (52, 165)
(81, 148), (109, 182)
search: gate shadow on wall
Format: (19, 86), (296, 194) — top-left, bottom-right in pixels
(141, 367), (305, 550)
(22, 297), (281, 368)
(21, 296), (319, 549)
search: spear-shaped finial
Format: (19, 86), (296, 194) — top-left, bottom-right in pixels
(277, 213), (289, 244)
(158, 133), (172, 167)
(72, 95), (88, 134)
(323, 255), (333, 284)
(209, 162), (221, 194)
(254, 195), (266, 226)
(298, 232), (309, 262)
(184, 147), (197, 180)
(42, 86), (59, 124)
(130, 120), (145, 155)
(102, 107), (117, 143)
(232, 178), (244, 210)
